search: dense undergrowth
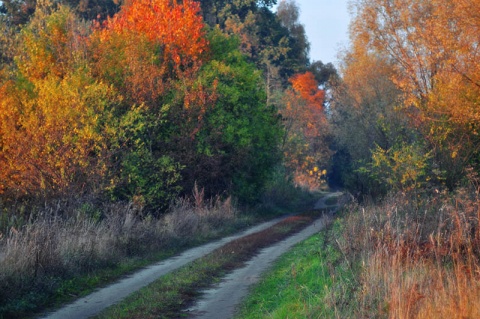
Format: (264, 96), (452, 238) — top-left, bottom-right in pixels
(329, 184), (480, 318)
(0, 181), (315, 319)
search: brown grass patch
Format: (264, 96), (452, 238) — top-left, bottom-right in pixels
(330, 187), (480, 318)
(0, 191), (238, 318)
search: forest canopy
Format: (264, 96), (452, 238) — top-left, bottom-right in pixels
(330, 0), (480, 195)
(0, 0), (333, 211)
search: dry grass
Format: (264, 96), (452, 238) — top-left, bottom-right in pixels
(0, 187), (238, 317)
(330, 185), (480, 318)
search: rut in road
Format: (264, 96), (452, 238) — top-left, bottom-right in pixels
(185, 192), (343, 319)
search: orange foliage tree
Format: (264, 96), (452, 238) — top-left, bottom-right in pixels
(91, 0), (209, 106)
(87, 0), (219, 209)
(280, 71), (329, 189)
(290, 72), (325, 112)
(351, 0), (480, 186)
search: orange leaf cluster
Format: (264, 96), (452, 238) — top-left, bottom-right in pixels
(287, 71), (325, 139)
(92, 0), (209, 105)
(289, 71), (325, 108)
(100, 0), (207, 72)
(0, 7), (112, 198)
(352, 0), (480, 128)
(281, 71), (328, 189)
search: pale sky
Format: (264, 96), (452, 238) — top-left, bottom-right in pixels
(273, 0), (351, 66)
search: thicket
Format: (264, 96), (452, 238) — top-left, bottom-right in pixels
(0, 0), (336, 213)
(0, 189), (242, 318)
(327, 181), (480, 318)
(329, 0), (480, 197)
(0, 0), (284, 210)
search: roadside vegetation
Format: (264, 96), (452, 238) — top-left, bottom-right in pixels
(0, 188), (236, 318)
(235, 230), (348, 318)
(238, 183), (480, 318)
(329, 185), (480, 318)
(322, 0), (480, 317)
(237, 0), (480, 317)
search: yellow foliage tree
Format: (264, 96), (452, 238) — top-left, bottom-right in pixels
(0, 6), (113, 198)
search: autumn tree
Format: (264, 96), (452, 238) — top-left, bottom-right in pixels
(0, 5), (113, 199)
(90, 0), (208, 107)
(279, 71), (330, 189)
(91, 0), (283, 207)
(0, 0), (287, 209)
(329, 47), (420, 194)
(351, 0), (480, 188)
(87, 0), (213, 210)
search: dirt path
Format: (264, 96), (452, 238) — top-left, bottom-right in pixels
(39, 192), (344, 319)
(39, 216), (288, 319)
(185, 192), (344, 319)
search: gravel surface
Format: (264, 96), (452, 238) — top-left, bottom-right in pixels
(185, 215), (329, 319)
(185, 192), (343, 319)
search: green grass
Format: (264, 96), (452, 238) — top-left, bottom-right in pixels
(235, 220), (356, 319)
(94, 214), (321, 319)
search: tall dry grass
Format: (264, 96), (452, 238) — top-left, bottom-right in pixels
(0, 186), (237, 317)
(331, 184), (480, 318)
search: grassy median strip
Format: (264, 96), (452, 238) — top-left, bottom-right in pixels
(94, 212), (322, 319)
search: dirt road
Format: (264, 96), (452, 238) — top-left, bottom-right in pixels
(184, 192), (343, 319)
(39, 216), (288, 319)
(40, 192), (343, 319)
